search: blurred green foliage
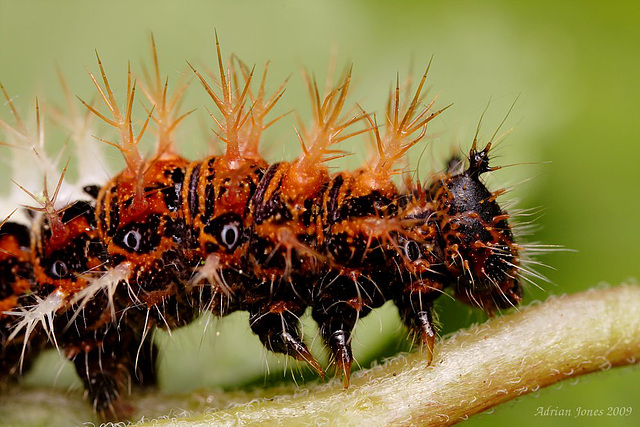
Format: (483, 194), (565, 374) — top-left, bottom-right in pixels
(1, 0), (639, 425)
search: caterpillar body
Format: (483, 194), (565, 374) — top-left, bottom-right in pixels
(0, 36), (531, 420)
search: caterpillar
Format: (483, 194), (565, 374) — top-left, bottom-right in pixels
(0, 35), (536, 420)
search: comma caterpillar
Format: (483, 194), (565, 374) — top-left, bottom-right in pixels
(0, 34), (545, 420)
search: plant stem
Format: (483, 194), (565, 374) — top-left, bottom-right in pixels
(137, 284), (640, 426)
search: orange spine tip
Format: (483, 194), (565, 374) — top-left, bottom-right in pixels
(191, 34), (288, 169)
(285, 67), (364, 196)
(363, 65), (449, 190)
(189, 41), (245, 166)
(233, 57), (289, 161)
(81, 53), (147, 175)
(14, 159), (70, 243)
(139, 35), (193, 158)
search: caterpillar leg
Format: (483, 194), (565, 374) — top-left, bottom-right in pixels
(312, 304), (357, 387)
(249, 301), (323, 377)
(394, 289), (439, 366)
(71, 330), (134, 420)
(312, 274), (379, 387)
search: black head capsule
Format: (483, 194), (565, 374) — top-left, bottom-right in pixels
(431, 143), (522, 314)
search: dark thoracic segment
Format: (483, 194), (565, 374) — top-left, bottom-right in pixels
(430, 146), (522, 314)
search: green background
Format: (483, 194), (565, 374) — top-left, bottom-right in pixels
(1, 0), (639, 425)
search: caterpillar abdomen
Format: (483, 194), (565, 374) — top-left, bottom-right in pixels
(0, 36), (536, 421)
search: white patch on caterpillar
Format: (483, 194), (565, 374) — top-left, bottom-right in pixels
(190, 254), (232, 296)
(189, 254), (234, 315)
(67, 262), (134, 326)
(4, 289), (65, 369)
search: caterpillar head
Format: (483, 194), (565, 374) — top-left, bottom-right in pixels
(431, 143), (522, 314)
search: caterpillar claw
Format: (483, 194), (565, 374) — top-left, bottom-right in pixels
(249, 301), (323, 377)
(329, 329), (353, 388)
(416, 310), (436, 367)
(280, 331), (325, 378)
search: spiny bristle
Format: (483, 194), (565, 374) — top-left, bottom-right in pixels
(297, 66), (366, 164)
(188, 31), (259, 168)
(67, 263), (134, 328)
(469, 96), (519, 166)
(283, 67), (367, 196)
(232, 57), (289, 161)
(139, 35), (194, 157)
(189, 254), (234, 299)
(505, 258), (550, 291)
(1, 91), (67, 218)
(79, 54), (149, 175)
(6, 290), (65, 369)
(0, 209), (17, 229)
(0, 81), (27, 137)
(363, 66), (450, 191)
(12, 159), (70, 242)
(0, 88), (56, 176)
